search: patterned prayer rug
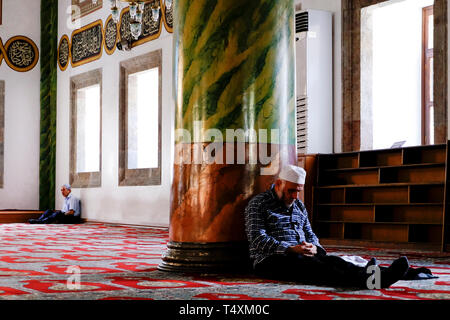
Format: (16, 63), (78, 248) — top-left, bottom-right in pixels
(0, 222), (449, 300)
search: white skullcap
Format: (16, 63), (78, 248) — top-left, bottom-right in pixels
(62, 184), (71, 190)
(278, 165), (306, 185)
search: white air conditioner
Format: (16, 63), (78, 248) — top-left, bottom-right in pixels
(295, 9), (333, 154)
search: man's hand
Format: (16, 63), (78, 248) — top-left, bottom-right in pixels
(64, 210), (75, 216)
(287, 241), (317, 257)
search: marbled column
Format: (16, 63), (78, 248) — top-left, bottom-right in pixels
(40, 0), (58, 210)
(159, 0), (296, 272)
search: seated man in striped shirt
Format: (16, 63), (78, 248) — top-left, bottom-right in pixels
(244, 165), (410, 289)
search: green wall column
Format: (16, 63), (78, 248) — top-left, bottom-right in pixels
(160, 0), (296, 272)
(39, 0), (58, 210)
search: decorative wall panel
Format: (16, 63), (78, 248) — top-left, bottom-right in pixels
(103, 16), (118, 55)
(118, 6), (162, 47)
(0, 36), (39, 72)
(59, 0), (171, 71)
(71, 20), (103, 68)
(58, 35), (70, 71)
(162, 1), (173, 33)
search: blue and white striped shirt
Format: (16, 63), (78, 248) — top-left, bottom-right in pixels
(244, 185), (324, 268)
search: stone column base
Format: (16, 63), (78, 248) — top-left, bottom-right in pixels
(158, 241), (251, 273)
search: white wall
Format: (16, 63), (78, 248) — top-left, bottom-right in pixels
(56, 1), (174, 226)
(295, 0), (342, 153)
(0, 0), (41, 209)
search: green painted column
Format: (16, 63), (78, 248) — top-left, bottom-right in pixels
(39, 0), (58, 210)
(160, 0), (296, 272)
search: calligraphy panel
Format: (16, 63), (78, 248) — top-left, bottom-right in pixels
(103, 16), (118, 55)
(162, 1), (173, 33)
(119, 5), (162, 48)
(3, 36), (39, 72)
(72, 0), (103, 21)
(58, 35), (70, 71)
(71, 20), (103, 68)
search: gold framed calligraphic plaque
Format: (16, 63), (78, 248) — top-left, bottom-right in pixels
(161, 0), (173, 33)
(70, 20), (104, 68)
(103, 15), (119, 55)
(118, 6), (162, 49)
(3, 36), (39, 72)
(0, 38), (4, 66)
(58, 35), (71, 71)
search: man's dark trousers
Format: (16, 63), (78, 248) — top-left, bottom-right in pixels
(35, 210), (65, 224)
(254, 250), (368, 288)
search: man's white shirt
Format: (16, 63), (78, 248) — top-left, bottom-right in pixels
(62, 194), (81, 217)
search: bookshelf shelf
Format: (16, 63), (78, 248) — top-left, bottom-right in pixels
(309, 143), (450, 251)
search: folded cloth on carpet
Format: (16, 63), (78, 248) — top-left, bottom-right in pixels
(330, 254), (368, 267)
(328, 254), (439, 280)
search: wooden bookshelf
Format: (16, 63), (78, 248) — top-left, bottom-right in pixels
(298, 154), (317, 223)
(312, 143), (450, 251)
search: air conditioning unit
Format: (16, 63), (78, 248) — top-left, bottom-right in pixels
(295, 9), (333, 154)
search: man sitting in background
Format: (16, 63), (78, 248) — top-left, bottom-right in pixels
(29, 184), (81, 224)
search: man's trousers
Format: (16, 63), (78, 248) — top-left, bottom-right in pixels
(254, 251), (369, 288)
(36, 210), (80, 224)
(36, 210), (65, 224)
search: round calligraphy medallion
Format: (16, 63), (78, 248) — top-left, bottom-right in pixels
(3, 36), (39, 72)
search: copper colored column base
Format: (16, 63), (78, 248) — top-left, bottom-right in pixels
(158, 241), (251, 273)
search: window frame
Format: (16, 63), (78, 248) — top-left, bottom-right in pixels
(118, 49), (162, 186)
(69, 68), (103, 188)
(422, 5), (434, 145)
(342, 0), (447, 151)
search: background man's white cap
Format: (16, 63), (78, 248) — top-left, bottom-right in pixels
(278, 165), (306, 185)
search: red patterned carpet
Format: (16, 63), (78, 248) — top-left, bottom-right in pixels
(0, 222), (449, 300)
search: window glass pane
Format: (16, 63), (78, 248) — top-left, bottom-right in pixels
(127, 67), (159, 169)
(430, 104), (434, 144)
(428, 14), (433, 49)
(76, 84), (100, 173)
(430, 57), (433, 102)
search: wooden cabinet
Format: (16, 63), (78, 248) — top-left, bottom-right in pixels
(298, 154), (317, 223)
(313, 143), (449, 251)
